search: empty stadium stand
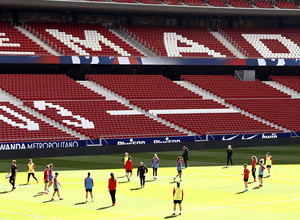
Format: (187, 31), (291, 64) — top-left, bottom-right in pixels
(0, 74), (183, 140)
(226, 99), (300, 132)
(219, 27), (300, 58)
(122, 26), (235, 58)
(182, 75), (300, 133)
(87, 74), (281, 135)
(181, 0), (206, 6)
(84, 0), (298, 9)
(227, 0), (251, 8)
(275, 0), (298, 9)
(0, 21), (50, 56)
(270, 75), (300, 93)
(137, 0), (160, 4)
(207, 0), (228, 7)
(0, 74), (103, 101)
(0, 102), (77, 143)
(162, 0), (182, 5)
(87, 74), (201, 99)
(25, 22), (144, 57)
(182, 75), (290, 99)
(113, 0), (137, 3)
(253, 0), (273, 8)
(25, 100), (183, 139)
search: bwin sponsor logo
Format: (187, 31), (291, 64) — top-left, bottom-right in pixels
(262, 133), (278, 139)
(153, 137), (181, 144)
(117, 138), (146, 146)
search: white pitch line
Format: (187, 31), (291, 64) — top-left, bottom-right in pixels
(0, 209), (61, 220)
(98, 198), (300, 220)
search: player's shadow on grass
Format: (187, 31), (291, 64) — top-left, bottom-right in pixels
(116, 176), (125, 179)
(118, 181), (129, 184)
(145, 180), (155, 182)
(0, 190), (11, 194)
(130, 187), (142, 191)
(33, 192), (45, 197)
(247, 182), (254, 185)
(75, 202), (87, 205)
(263, 176), (270, 179)
(236, 191), (247, 194)
(43, 200), (53, 203)
(169, 181), (177, 184)
(97, 206), (112, 210)
(18, 183), (27, 186)
(253, 186), (260, 190)
(164, 215), (177, 219)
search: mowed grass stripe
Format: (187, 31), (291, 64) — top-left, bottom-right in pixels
(1, 145), (300, 173)
(0, 165), (300, 220)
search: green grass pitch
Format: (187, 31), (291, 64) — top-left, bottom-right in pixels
(0, 145), (300, 219)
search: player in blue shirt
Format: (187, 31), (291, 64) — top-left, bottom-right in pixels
(152, 154), (159, 180)
(51, 172), (63, 201)
(174, 156), (183, 181)
(85, 172), (94, 202)
(258, 159), (266, 187)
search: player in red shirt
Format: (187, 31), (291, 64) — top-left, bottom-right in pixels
(44, 165), (49, 194)
(251, 156), (257, 182)
(241, 164), (250, 192)
(125, 156), (133, 182)
(108, 173), (117, 206)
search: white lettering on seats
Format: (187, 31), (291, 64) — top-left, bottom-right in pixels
(45, 29), (131, 56)
(34, 101), (94, 129)
(242, 34), (300, 59)
(164, 32), (226, 58)
(0, 106), (39, 130)
(0, 33), (20, 47)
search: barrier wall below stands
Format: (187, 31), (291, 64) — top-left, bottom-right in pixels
(1, 135), (299, 159)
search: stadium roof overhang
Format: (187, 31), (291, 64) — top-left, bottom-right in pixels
(1, 0), (300, 17)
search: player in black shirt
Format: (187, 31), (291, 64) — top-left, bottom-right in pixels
(182, 146), (189, 168)
(226, 145), (233, 167)
(137, 162), (148, 188)
(7, 160), (17, 191)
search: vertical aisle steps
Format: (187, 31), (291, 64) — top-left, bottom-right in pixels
(176, 80), (290, 132)
(77, 80), (193, 136)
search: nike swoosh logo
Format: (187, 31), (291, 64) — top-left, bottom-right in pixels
(242, 134), (258, 140)
(222, 135), (239, 141)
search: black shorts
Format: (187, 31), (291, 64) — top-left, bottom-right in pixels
(267, 165), (271, 168)
(174, 200), (182, 204)
(44, 180), (49, 184)
(252, 167), (256, 172)
(126, 170), (132, 173)
(178, 170), (182, 174)
(86, 189), (92, 192)
(244, 178), (248, 182)
(259, 175), (263, 178)
(54, 188), (58, 191)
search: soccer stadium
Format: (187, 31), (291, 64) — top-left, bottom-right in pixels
(0, 0), (300, 219)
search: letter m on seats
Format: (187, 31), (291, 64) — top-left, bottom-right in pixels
(46, 29), (131, 56)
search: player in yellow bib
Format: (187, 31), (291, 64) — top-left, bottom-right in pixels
(27, 159), (38, 184)
(173, 182), (183, 216)
(264, 152), (273, 177)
